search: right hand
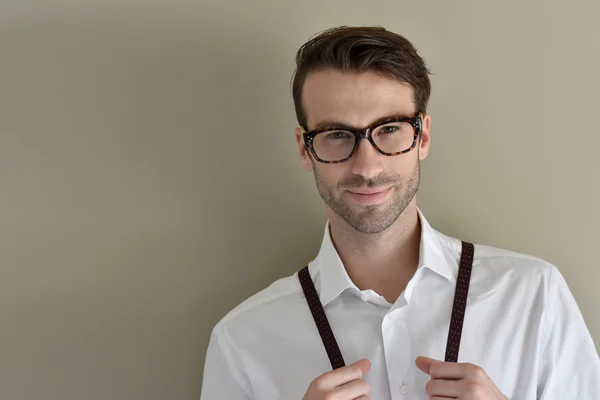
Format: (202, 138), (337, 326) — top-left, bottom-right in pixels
(302, 358), (371, 400)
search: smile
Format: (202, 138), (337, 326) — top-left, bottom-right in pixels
(346, 187), (392, 204)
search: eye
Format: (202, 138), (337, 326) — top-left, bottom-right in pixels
(324, 131), (353, 140)
(376, 122), (411, 135)
(381, 125), (399, 134)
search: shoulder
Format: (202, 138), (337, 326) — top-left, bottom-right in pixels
(474, 241), (555, 273)
(473, 240), (559, 283)
(211, 269), (307, 341)
(437, 229), (560, 298)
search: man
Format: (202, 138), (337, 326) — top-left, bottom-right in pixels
(200, 26), (600, 399)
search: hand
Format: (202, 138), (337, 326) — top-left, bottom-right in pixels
(416, 356), (507, 399)
(302, 358), (371, 400)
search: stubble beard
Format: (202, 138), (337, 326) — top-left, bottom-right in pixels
(313, 160), (420, 234)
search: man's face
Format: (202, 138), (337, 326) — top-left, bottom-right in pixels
(295, 69), (431, 234)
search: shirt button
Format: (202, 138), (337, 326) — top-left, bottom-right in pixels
(399, 384), (409, 394)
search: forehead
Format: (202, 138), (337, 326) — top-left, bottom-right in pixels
(302, 69), (415, 130)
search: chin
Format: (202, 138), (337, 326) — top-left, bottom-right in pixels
(349, 219), (395, 235)
(341, 206), (397, 233)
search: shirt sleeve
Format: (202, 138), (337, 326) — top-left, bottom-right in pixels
(538, 265), (600, 399)
(200, 330), (254, 400)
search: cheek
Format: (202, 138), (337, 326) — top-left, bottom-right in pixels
(389, 153), (418, 173)
(315, 165), (347, 187)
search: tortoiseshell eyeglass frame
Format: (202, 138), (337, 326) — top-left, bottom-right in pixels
(300, 113), (423, 164)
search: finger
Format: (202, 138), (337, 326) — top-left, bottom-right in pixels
(425, 378), (464, 398)
(424, 360), (466, 380)
(355, 396), (371, 400)
(432, 362), (490, 382)
(317, 358), (371, 388)
(415, 356), (440, 375)
(354, 358), (372, 377)
(331, 378), (370, 399)
(430, 397), (457, 400)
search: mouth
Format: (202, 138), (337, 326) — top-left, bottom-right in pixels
(346, 187), (392, 204)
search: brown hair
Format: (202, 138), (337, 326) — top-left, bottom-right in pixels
(291, 26), (432, 129)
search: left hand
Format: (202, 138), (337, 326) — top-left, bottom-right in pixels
(415, 356), (507, 399)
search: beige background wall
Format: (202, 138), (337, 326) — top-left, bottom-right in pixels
(1, 1), (598, 399)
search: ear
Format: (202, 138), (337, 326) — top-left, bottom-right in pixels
(418, 114), (431, 161)
(295, 127), (314, 171)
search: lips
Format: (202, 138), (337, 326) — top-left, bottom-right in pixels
(348, 187), (390, 195)
(346, 187), (392, 204)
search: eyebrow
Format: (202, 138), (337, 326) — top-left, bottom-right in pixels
(312, 112), (414, 130)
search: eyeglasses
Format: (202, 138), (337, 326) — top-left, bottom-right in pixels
(301, 113), (423, 164)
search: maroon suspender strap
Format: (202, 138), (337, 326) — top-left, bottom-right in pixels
(444, 241), (474, 363)
(298, 267), (346, 369)
(298, 241), (475, 370)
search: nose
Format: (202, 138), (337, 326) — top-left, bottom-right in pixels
(350, 138), (384, 180)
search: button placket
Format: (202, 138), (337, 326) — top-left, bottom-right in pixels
(382, 309), (411, 399)
(399, 383), (409, 395)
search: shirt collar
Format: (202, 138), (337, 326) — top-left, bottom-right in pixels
(312, 208), (456, 306)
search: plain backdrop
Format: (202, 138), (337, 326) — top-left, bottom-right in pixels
(1, 1), (598, 399)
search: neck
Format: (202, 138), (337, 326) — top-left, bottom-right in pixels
(327, 201), (421, 304)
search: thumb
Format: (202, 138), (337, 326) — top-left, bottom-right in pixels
(350, 358), (371, 377)
(415, 356), (439, 375)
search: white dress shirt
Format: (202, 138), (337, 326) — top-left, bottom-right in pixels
(200, 210), (600, 399)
